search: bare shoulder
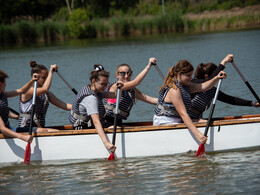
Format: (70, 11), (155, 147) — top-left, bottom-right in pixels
(109, 83), (117, 92)
(168, 87), (180, 96)
(165, 87), (180, 103)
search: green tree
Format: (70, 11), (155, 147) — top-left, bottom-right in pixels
(67, 8), (89, 38)
(0, 0), (65, 24)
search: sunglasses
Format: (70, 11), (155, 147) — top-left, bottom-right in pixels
(96, 81), (108, 87)
(118, 71), (132, 77)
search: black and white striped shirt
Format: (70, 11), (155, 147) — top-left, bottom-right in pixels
(0, 92), (10, 128)
(154, 80), (191, 117)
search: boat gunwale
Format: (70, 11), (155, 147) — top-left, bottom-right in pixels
(1, 114), (260, 139)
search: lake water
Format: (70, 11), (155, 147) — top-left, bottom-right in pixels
(0, 29), (260, 194)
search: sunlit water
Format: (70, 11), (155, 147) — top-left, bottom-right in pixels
(0, 29), (260, 194)
(0, 150), (260, 194)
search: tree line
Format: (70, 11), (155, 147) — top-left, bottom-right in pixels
(1, 0), (258, 24)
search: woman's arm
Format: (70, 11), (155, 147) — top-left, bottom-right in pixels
(207, 54), (233, 80)
(192, 54), (233, 84)
(104, 58), (157, 98)
(121, 57), (157, 90)
(218, 90), (254, 106)
(135, 89), (158, 105)
(49, 92), (72, 111)
(21, 65), (57, 102)
(168, 88), (207, 144)
(190, 71), (226, 93)
(9, 112), (19, 120)
(5, 73), (38, 98)
(91, 114), (116, 152)
(0, 116), (33, 142)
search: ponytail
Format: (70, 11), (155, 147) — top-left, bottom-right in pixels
(159, 60), (193, 92)
(194, 63), (217, 79)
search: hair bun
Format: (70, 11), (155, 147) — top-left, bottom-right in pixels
(30, 61), (37, 68)
(94, 64), (104, 71)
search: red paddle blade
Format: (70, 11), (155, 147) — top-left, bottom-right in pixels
(24, 142), (31, 163)
(108, 152), (115, 160)
(195, 143), (205, 157)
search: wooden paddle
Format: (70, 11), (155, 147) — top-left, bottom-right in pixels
(231, 61), (260, 102)
(108, 86), (121, 160)
(56, 70), (78, 95)
(24, 79), (38, 163)
(195, 77), (223, 157)
(153, 63), (165, 80)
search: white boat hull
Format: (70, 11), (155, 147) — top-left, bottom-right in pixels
(1, 114), (260, 163)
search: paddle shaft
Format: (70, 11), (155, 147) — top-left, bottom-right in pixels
(29, 80), (38, 135)
(204, 78), (223, 136)
(8, 107), (19, 116)
(56, 70), (78, 95)
(154, 64), (165, 80)
(232, 61), (260, 103)
(112, 87), (121, 145)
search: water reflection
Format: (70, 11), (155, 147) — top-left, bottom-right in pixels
(0, 150), (260, 194)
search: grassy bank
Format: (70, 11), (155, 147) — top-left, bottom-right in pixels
(0, 7), (260, 46)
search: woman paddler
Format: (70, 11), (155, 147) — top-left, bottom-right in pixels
(103, 57), (158, 127)
(188, 54), (260, 121)
(0, 70), (38, 142)
(68, 60), (158, 153)
(153, 59), (226, 144)
(18, 61), (72, 132)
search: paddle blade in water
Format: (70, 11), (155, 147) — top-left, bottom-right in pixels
(108, 152), (115, 160)
(195, 143), (205, 157)
(24, 142), (31, 163)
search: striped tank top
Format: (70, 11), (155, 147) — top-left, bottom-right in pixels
(188, 87), (216, 119)
(103, 81), (135, 120)
(154, 80), (191, 118)
(0, 92), (10, 128)
(18, 92), (50, 127)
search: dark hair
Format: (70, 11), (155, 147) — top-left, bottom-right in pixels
(160, 60), (194, 92)
(0, 70), (8, 83)
(30, 61), (47, 76)
(195, 63), (217, 79)
(90, 64), (109, 82)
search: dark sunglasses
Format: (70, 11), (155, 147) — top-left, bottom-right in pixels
(96, 80), (108, 87)
(118, 71), (132, 77)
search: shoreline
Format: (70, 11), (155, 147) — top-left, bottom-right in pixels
(0, 5), (259, 47)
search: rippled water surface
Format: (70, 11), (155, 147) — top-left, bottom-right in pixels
(1, 150), (260, 194)
(1, 29), (260, 194)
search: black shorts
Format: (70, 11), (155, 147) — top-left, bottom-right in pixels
(104, 116), (122, 126)
(15, 126), (38, 133)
